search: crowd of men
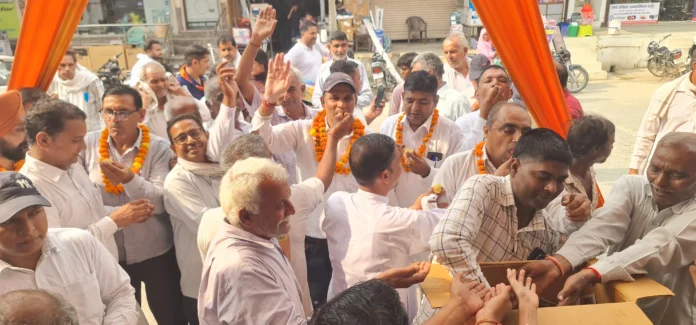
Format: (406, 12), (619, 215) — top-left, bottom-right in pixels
(0, 4), (695, 325)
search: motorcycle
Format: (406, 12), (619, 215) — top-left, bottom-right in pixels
(370, 52), (397, 92)
(647, 34), (689, 78)
(555, 48), (589, 94)
(96, 53), (127, 88)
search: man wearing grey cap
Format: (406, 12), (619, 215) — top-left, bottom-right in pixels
(0, 172), (139, 325)
(252, 54), (371, 308)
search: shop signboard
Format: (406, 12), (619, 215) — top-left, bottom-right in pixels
(465, 0), (482, 27)
(608, 2), (660, 24)
(0, 3), (20, 39)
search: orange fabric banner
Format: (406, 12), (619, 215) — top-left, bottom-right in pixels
(471, 0), (571, 138)
(8, 0), (89, 91)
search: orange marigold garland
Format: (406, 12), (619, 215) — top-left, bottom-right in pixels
(0, 160), (25, 172)
(310, 110), (365, 175)
(474, 141), (488, 174)
(396, 109), (439, 172)
(100, 125), (151, 195)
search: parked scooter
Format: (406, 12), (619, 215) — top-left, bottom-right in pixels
(555, 48), (589, 93)
(96, 53), (127, 88)
(647, 34), (689, 78)
(370, 52), (397, 91)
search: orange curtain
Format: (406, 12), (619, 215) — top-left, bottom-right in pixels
(8, 0), (89, 91)
(471, 0), (571, 138)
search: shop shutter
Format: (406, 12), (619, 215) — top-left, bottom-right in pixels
(368, 0), (460, 41)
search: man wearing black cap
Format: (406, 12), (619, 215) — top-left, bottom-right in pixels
(252, 54), (371, 308)
(0, 172), (139, 325)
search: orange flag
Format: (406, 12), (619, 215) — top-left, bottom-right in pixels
(8, 0), (89, 91)
(471, 0), (571, 138)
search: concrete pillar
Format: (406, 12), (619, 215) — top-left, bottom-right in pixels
(566, 0), (576, 20)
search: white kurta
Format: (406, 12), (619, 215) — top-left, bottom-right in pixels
(49, 68), (105, 132)
(323, 190), (444, 321)
(380, 112), (464, 207)
(436, 84), (472, 122)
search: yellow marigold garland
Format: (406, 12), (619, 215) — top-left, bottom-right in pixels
(474, 141), (487, 174)
(396, 109), (439, 172)
(310, 110), (365, 175)
(99, 125), (151, 195)
(0, 160), (25, 172)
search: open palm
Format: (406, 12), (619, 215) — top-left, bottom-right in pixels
(252, 6), (277, 40)
(264, 53), (292, 104)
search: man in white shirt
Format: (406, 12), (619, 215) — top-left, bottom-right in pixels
(206, 62), (247, 163)
(411, 52), (471, 121)
(20, 98), (155, 260)
(217, 34), (241, 68)
(628, 56), (696, 175)
(135, 61), (203, 139)
(380, 71), (463, 207)
(48, 49), (105, 132)
(253, 64), (370, 307)
(128, 39), (166, 87)
(415, 128), (591, 323)
(0, 172), (139, 325)
(436, 102), (532, 202)
(78, 85), (186, 325)
(164, 114), (224, 324)
(0, 289), (79, 325)
(285, 20), (325, 84)
(443, 32), (475, 100)
(311, 31), (373, 109)
(323, 133), (447, 320)
(454, 65), (514, 151)
(524, 132), (696, 325)
(0, 91), (27, 173)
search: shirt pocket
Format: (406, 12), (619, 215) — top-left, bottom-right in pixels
(64, 272), (105, 320)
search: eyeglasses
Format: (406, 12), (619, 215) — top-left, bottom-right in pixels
(102, 109), (139, 121)
(172, 128), (204, 145)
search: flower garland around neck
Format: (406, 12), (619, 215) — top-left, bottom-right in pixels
(310, 110), (365, 175)
(396, 109), (439, 172)
(474, 141), (487, 174)
(0, 160), (24, 172)
(99, 124), (151, 195)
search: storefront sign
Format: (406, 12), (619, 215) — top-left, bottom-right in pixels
(608, 3), (660, 24)
(465, 0), (482, 27)
(0, 4), (20, 39)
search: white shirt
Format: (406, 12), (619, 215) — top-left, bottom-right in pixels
(206, 103), (247, 162)
(164, 160), (222, 298)
(128, 54), (155, 87)
(323, 190), (444, 321)
(198, 222), (307, 325)
(455, 111), (487, 152)
(0, 229), (138, 325)
(19, 153), (119, 259)
(252, 110), (371, 239)
(443, 63), (476, 101)
(80, 129), (174, 265)
(197, 177), (325, 316)
(285, 41), (325, 85)
(432, 145), (496, 203)
(380, 112), (463, 207)
(557, 176), (696, 325)
(48, 69), (105, 132)
(311, 58), (374, 109)
(436, 83), (471, 122)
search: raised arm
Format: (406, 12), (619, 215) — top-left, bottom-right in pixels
(236, 6), (276, 104)
(207, 62), (246, 162)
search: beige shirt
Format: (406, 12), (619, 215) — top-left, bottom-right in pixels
(436, 84), (471, 122)
(557, 176), (696, 325)
(564, 168), (599, 212)
(198, 222), (307, 325)
(0, 229), (138, 325)
(432, 145), (495, 202)
(630, 74), (696, 173)
(19, 154), (119, 259)
(380, 112), (464, 207)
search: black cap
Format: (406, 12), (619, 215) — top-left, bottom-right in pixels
(323, 72), (356, 93)
(469, 54), (491, 81)
(0, 172), (51, 223)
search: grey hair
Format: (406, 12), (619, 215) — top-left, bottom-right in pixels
(204, 77), (221, 101)
(444, 32), (469, 49)
(220, 157), (288, 220)
(289, 66), (304, 86)
(220, 133), (271, 171)
(164, 96), (200, 121)
(411, 52), (445, 79)
(140, 61), (166, 81)
(0, 290), (79, 325)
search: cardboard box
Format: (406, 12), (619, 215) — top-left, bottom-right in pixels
(420, 262), (674, 325)
(72, 47), (92, 71)
(124, 47), (144, 70)
(87, 45), (132, 72)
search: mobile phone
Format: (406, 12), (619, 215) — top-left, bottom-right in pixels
(375, 85), (385, 108)
(527, 248), (547, 260)
(426, 152), (443, 162)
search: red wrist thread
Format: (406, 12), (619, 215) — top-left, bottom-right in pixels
(262, 99), (276, 108)
(475, 320), (502, 325)
(546, 255), (565, 277)
(584, 267), (601, 283)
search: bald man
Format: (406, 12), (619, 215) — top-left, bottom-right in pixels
(0, 91), (27, 172)
(0, 290), (79, 325)
(523, 132), (696, 325)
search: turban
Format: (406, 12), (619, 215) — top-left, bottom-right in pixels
(0, 90), (24, 138)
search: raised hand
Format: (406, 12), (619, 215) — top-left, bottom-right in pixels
(507, 269), (539, 308)
(493, 157), (513, 176)
(252, 6), (277, 44)
(216, 62), (238, 106)
(263, 53), (292, 106)
(364, 96), (386, 125)
(476, 283), (513, 324)
(450, 273), (488, 317)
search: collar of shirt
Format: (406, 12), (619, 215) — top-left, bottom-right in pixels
(0, 234), (60, 272)
(23, 153), (68, 183)
(356, 189), (389, 204)
(481, 145), (497, 174)
(642, 180), (696, 215)
(107, 127), (143, 157)
(678, 76), (696, 97)
(501, 175), (548, 234)
(398, 110), (436, 134)
(275, 103), (313, 120)
(220, 221), (278, 250)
